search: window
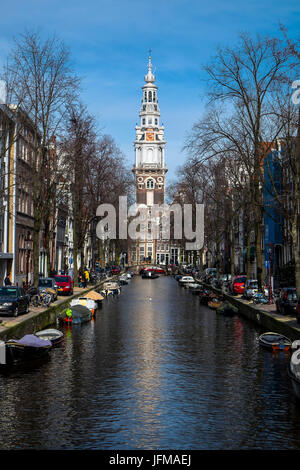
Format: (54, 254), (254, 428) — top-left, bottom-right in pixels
(142, 118), (145, 125)
(148, 118), (152, 125)
(155, 119), (158, 125)
(148, 91), (152, 102)
(146, 179), (154, 189)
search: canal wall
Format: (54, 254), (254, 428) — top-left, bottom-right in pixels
(204, 283), (300, 341)
(0, 279), (114, 341)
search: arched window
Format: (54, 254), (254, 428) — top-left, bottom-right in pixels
(153, 91), (156, 101)
(144, 92), (147, 102)
(148, 91), (152, 102)
(146, 178), (155, 189)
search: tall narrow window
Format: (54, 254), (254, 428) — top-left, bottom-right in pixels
(146, 179), (155, 189)
(148, 91), (152, 102)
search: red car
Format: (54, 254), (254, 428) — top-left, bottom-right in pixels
(231, 275), (247, 295)
(55, 275), (74, 295)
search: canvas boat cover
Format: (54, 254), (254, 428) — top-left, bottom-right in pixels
(84, 291), (104, 301)
(11, 334), (52, 347)
(70, 305), (91, 318)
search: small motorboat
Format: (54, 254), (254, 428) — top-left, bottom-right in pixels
(119, 274), (129, 285)
(59, 305), (92, 325)
(70, 296), (97, 315)
(142, 271), (159, 279)
(100, 281), (121, 296)
(258, 332), (292, 352)
(0, 334), (52, 369)
(289, 346), (300, 399)
(217, 301), (238, 316)
(35, 328), (64, 346)
(186, 282), (201, 290)
(208, 299), (222, 310)
(178, 276), (195, 285)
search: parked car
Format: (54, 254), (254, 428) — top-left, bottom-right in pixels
(54, 275), (74, 295)
(243, 280), (258, 299)
(0, 286), (29, 317)
(231, 275), (247, 295)
(275, 287), (297, 315)
(38, 277), (58, 301)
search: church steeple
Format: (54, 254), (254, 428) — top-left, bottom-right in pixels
(144, 51), (155, 84)
(129, 54), (169, 266)
(134, 53), (166, 169)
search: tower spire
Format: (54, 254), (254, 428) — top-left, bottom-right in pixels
(145, 50), (155, 83)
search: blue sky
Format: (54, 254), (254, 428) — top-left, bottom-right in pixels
(0, 0), (299, 182)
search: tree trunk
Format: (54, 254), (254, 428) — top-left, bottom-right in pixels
(33, 216), (41, 287)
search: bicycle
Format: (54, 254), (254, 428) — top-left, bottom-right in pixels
(31, 291), (52, 308)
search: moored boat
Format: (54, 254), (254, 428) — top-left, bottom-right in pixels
(289, 346), (300, 399)
(35, 328), (64, 345)
(258, 332), (292, 352)
(199, 289), (211, 304)
(119, 274), (129, 285)
(142, 271), (159, 279)
(217, 301), (238, 316)
(100, 281), (121, 296)
(0, 334), (52, 369)
(208, 299), (222, 310)
(59, 305), (92, 325)
(70, 296), (98, 315)
(83, 290), (104, 308)
(178, 276), (195, 285)
(186, 282), (201, 290)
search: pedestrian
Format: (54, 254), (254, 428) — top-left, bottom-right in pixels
(84, 269), (90, 285)
(4, 275), (11, 286)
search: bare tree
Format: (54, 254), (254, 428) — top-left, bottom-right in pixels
(185, 33), (291, 290)
(2, 30), (79, 285)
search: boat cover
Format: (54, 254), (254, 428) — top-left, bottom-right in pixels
(70, 305), (91, 318)
(12, 334), (52, 347)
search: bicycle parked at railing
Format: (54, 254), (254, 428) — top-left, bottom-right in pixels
(30, 290), (52, 308)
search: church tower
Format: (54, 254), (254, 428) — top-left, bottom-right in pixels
(131, 53), (168, 264)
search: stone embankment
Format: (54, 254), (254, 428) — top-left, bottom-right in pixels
(205, 283), (300, 341)
(0, 279), (111, 341)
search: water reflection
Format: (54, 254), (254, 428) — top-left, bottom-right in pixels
(0, 276), (300, 449)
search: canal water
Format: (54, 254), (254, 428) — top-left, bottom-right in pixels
(1, 275), (300, 450)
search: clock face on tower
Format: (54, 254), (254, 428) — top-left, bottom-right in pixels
(146, 129), (154, 141)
